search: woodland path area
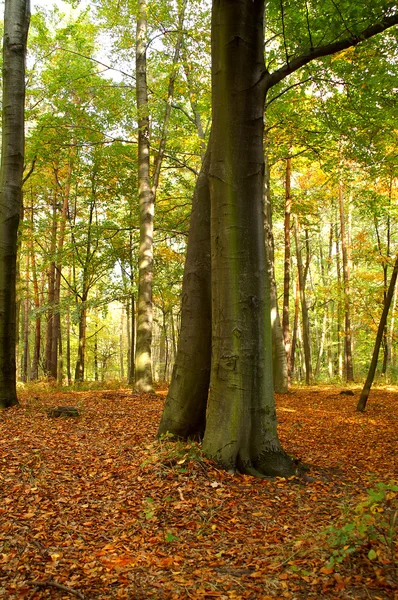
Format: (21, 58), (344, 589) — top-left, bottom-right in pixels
(0, 387), (396, 600)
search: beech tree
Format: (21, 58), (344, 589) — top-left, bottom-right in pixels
(159, 0), (398, 476)
(0, 0), (30, 408)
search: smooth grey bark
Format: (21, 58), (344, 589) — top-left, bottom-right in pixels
(158, 145), (211, 440)
(357, 254), (398, 412)
(158, 0), (398, 477)
(135, 0), (187, 392)
(0, 0), (30, 408)
(264, 149), (288, 393)
(201, 1), (294, 476)
(134, 0), (154, 392)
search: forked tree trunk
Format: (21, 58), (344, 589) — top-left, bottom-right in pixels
(357, 254), (398, 412)
(201, 2), (294, 476)
(0, 0), (30, 408)
(158, 145), (211, 439)
(158, 0), (398, 477)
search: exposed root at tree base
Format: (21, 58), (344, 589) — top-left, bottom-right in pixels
(238, 450), (309, 480)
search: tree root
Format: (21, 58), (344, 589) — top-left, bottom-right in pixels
(28, 579), (86, 600)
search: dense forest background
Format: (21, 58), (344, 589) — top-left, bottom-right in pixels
(16, 0), (397, 387)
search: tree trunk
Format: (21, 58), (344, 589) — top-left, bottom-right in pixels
(338, 178), (354, 381)
(45, 191), (57, 378)
(120, 304), (125, 380)
(283, 156), (292, 383)
(22, 255), (30, 382)
(74, 297), (87, 382)
(134, 0), (154, 392)
(0, 0), (30, 408)
(158, 144), (212, 440)
(30, 239), (41, 380)
(264, 146), (288, 393)
(290, 273), (300, 379)
(201, 1), (294, 476)
(294, 216), (312, 384)
(357, 254), (398, 412)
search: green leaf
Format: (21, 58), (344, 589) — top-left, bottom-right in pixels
(368, 549), (377, 560)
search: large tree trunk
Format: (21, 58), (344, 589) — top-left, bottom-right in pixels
(158, 145), (211, 440)
(201, 0), (294, 477)
(357, 254), (398, 412)
(0, 0), (30, 408)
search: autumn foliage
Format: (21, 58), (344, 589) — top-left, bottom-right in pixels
(0, 386), (396, 599)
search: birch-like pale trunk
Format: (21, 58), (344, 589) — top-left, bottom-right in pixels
(0, 0), (30, 408)
(135, 0), (187, 392)
(134, 0), (154, 392)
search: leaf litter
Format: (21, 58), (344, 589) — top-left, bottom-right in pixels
(0, 386), (396, 599)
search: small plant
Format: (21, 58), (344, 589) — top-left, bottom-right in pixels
(143, 497), (156, 520)
(326, 481), (397, 569)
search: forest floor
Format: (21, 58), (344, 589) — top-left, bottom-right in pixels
(0, 385), (397, 600)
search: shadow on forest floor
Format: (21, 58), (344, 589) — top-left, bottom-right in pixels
(0, 385), (397, 599)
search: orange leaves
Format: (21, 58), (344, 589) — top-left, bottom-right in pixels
(0, 386), (397, 598)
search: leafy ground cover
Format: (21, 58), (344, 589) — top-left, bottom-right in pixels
(0, 386), (397, 599)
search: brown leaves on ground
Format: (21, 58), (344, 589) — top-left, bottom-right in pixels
(0, 386), (397, 599)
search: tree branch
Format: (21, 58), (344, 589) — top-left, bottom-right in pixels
(267, 12), (398, 88)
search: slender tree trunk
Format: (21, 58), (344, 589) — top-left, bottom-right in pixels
(94, 323), (98, 382)
(335, 221), (343, 378)
(66, 267), (72, 385)
(45, 192), (57, 378)
(135, 0), (154, 392)
(135, 0), (187, 392)
(283, 156), (292, 382)
(290, 273), (300, 379)
(264, 146), (288, 393)
(30, 238), (40, 380)
(357, 254), (398, 412)
(120, 304), (125, 380)
(0, 0), (30, 408)
(294, 216), (312, 384)
(129, 295), (135, 384)
(74, 293), (87, 382)
(22, 255), (30, 382)
(338, 177), (354, 381)
(57, 325), (63, 385)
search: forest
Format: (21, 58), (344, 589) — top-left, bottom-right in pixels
(0, 0), (397, 598)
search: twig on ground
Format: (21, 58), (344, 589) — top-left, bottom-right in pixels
(28, 579), (86, 600)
